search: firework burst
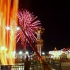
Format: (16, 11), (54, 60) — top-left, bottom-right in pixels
(17, 9), (41, 50)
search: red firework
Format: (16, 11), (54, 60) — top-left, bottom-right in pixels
(17, 9), (41, 50)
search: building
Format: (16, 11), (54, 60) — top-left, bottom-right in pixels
(49, 47), (70, 60)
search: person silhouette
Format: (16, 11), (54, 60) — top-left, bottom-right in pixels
(24, 56), (31, 70)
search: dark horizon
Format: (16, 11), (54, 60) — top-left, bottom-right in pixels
(17, 0), (70, 52)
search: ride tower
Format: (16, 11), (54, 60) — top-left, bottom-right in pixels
(35, 28), (44, 56)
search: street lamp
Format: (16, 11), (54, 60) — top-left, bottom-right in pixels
(25, 51), (29, 55)
(42, 52), (45, 55)
(19, 51), (23, 55)
(16, 27), (20, 31)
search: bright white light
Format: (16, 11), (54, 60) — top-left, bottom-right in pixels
(1, 46), (7, 51)
(1, 46), (5, 50)
(42, 52), (45, 55)
(6, 26), (10, 30)
(16, 27), (20, 30)
(19, 51), (23, 55)
(51, 56), (54, 58)
(25, 51), (29, 55)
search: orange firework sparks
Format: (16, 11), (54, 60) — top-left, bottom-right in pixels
(0, 0), (19, 65)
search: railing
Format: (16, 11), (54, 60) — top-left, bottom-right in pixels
(0, 61), (70, 70)
(48, 60), (62, 70)
(0, 64), (42, 70)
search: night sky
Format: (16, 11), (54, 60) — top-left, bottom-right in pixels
(18, 0), (70, 52)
